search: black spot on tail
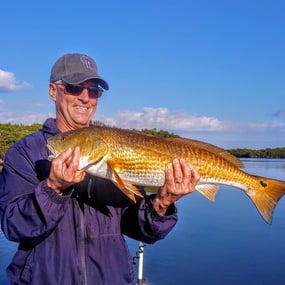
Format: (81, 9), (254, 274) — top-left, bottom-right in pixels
(260, 180), (267, 188)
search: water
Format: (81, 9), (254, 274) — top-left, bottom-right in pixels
(0, 230), (17, 284)
(1, 159), (285, 284)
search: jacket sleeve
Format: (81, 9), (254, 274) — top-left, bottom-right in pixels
(87, 176), (178, 244)
(121, 194), (178, 244)
(0, 140), (70, 245)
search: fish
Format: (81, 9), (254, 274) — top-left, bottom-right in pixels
(47, 125), (285, 224)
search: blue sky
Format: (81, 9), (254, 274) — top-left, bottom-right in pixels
(0, 0), (284, 149)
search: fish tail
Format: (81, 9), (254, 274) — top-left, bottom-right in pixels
(247, 176), (285, 224)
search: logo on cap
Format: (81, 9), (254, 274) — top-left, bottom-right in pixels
(80, 55), (96, 70)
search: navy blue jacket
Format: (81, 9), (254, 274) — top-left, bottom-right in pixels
(0, 118), (177, 285)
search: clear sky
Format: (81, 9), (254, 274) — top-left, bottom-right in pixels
(0, 0), (284, 149)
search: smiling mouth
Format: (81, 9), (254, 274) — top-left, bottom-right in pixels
(75, 105), (89, 112)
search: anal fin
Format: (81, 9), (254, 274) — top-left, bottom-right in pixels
(107, 161), (144, 202)
(196, 184), (220, 201)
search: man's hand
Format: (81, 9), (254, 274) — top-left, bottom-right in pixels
(47, 147), (86, 195)
(153, 159), (200, 216)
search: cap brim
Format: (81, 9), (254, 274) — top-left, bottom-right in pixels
(62, 74), (109, 90)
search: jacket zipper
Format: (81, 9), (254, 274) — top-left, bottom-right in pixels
(79, 203), (88, 285)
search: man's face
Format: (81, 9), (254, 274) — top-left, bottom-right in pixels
(49, 80), (101, 131)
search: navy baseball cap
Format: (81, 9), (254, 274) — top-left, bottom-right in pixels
(50, 53), (109, 90)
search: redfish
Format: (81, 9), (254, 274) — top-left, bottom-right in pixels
(47, 126), (285, 224)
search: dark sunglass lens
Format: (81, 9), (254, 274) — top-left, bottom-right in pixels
(62, 83), (103, 97)
(89, 86), (103, 98)
(66, 84), (84, 94)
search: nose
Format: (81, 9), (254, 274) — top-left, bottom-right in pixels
(77, 88), (90, 102)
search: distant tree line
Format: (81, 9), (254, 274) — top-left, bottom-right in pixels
(0, 123), (284, 160)
(227, 147), (285, 159)
(140, 128), (180, 138)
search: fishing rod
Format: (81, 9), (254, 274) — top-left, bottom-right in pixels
(133, 241), (148, 285)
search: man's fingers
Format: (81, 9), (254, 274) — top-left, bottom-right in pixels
(67, 146), (81, 170)
(173, 159), (183, 183)
(165, 162), (174, 184)
(57, 147), (72, 162)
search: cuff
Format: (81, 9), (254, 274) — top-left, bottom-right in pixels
(145, 194), (177, 221)
(37, 180), (71, 204)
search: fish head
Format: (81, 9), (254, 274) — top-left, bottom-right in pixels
(47, 128), (108, 170)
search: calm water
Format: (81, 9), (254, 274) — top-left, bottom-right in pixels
(1, 159), (285, 284)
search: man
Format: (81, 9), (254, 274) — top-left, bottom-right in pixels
(0, 53), (200, 285)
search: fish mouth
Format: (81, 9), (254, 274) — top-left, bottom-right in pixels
(47, 144), (55, 161)
(47, 143), (58, 160)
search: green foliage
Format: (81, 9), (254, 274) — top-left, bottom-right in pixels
(228, 147), (285, 159)
(0, 123), (42, 159)
(140, 128), (180, 138)
(91, 120), (107, 127)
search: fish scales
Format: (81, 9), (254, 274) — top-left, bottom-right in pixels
(47, 125), (285, 224)
(102, 128), (228, 181)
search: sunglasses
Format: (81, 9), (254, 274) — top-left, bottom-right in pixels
(55, 82), (104, 98)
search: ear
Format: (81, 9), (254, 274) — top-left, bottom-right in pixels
(49, 83), (57, 102)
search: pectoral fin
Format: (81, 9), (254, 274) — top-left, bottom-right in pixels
(107, 161), (144, 202)
(196, 184), (220, 201)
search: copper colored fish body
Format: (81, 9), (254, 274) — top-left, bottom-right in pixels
(47, 126), (285, 224)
